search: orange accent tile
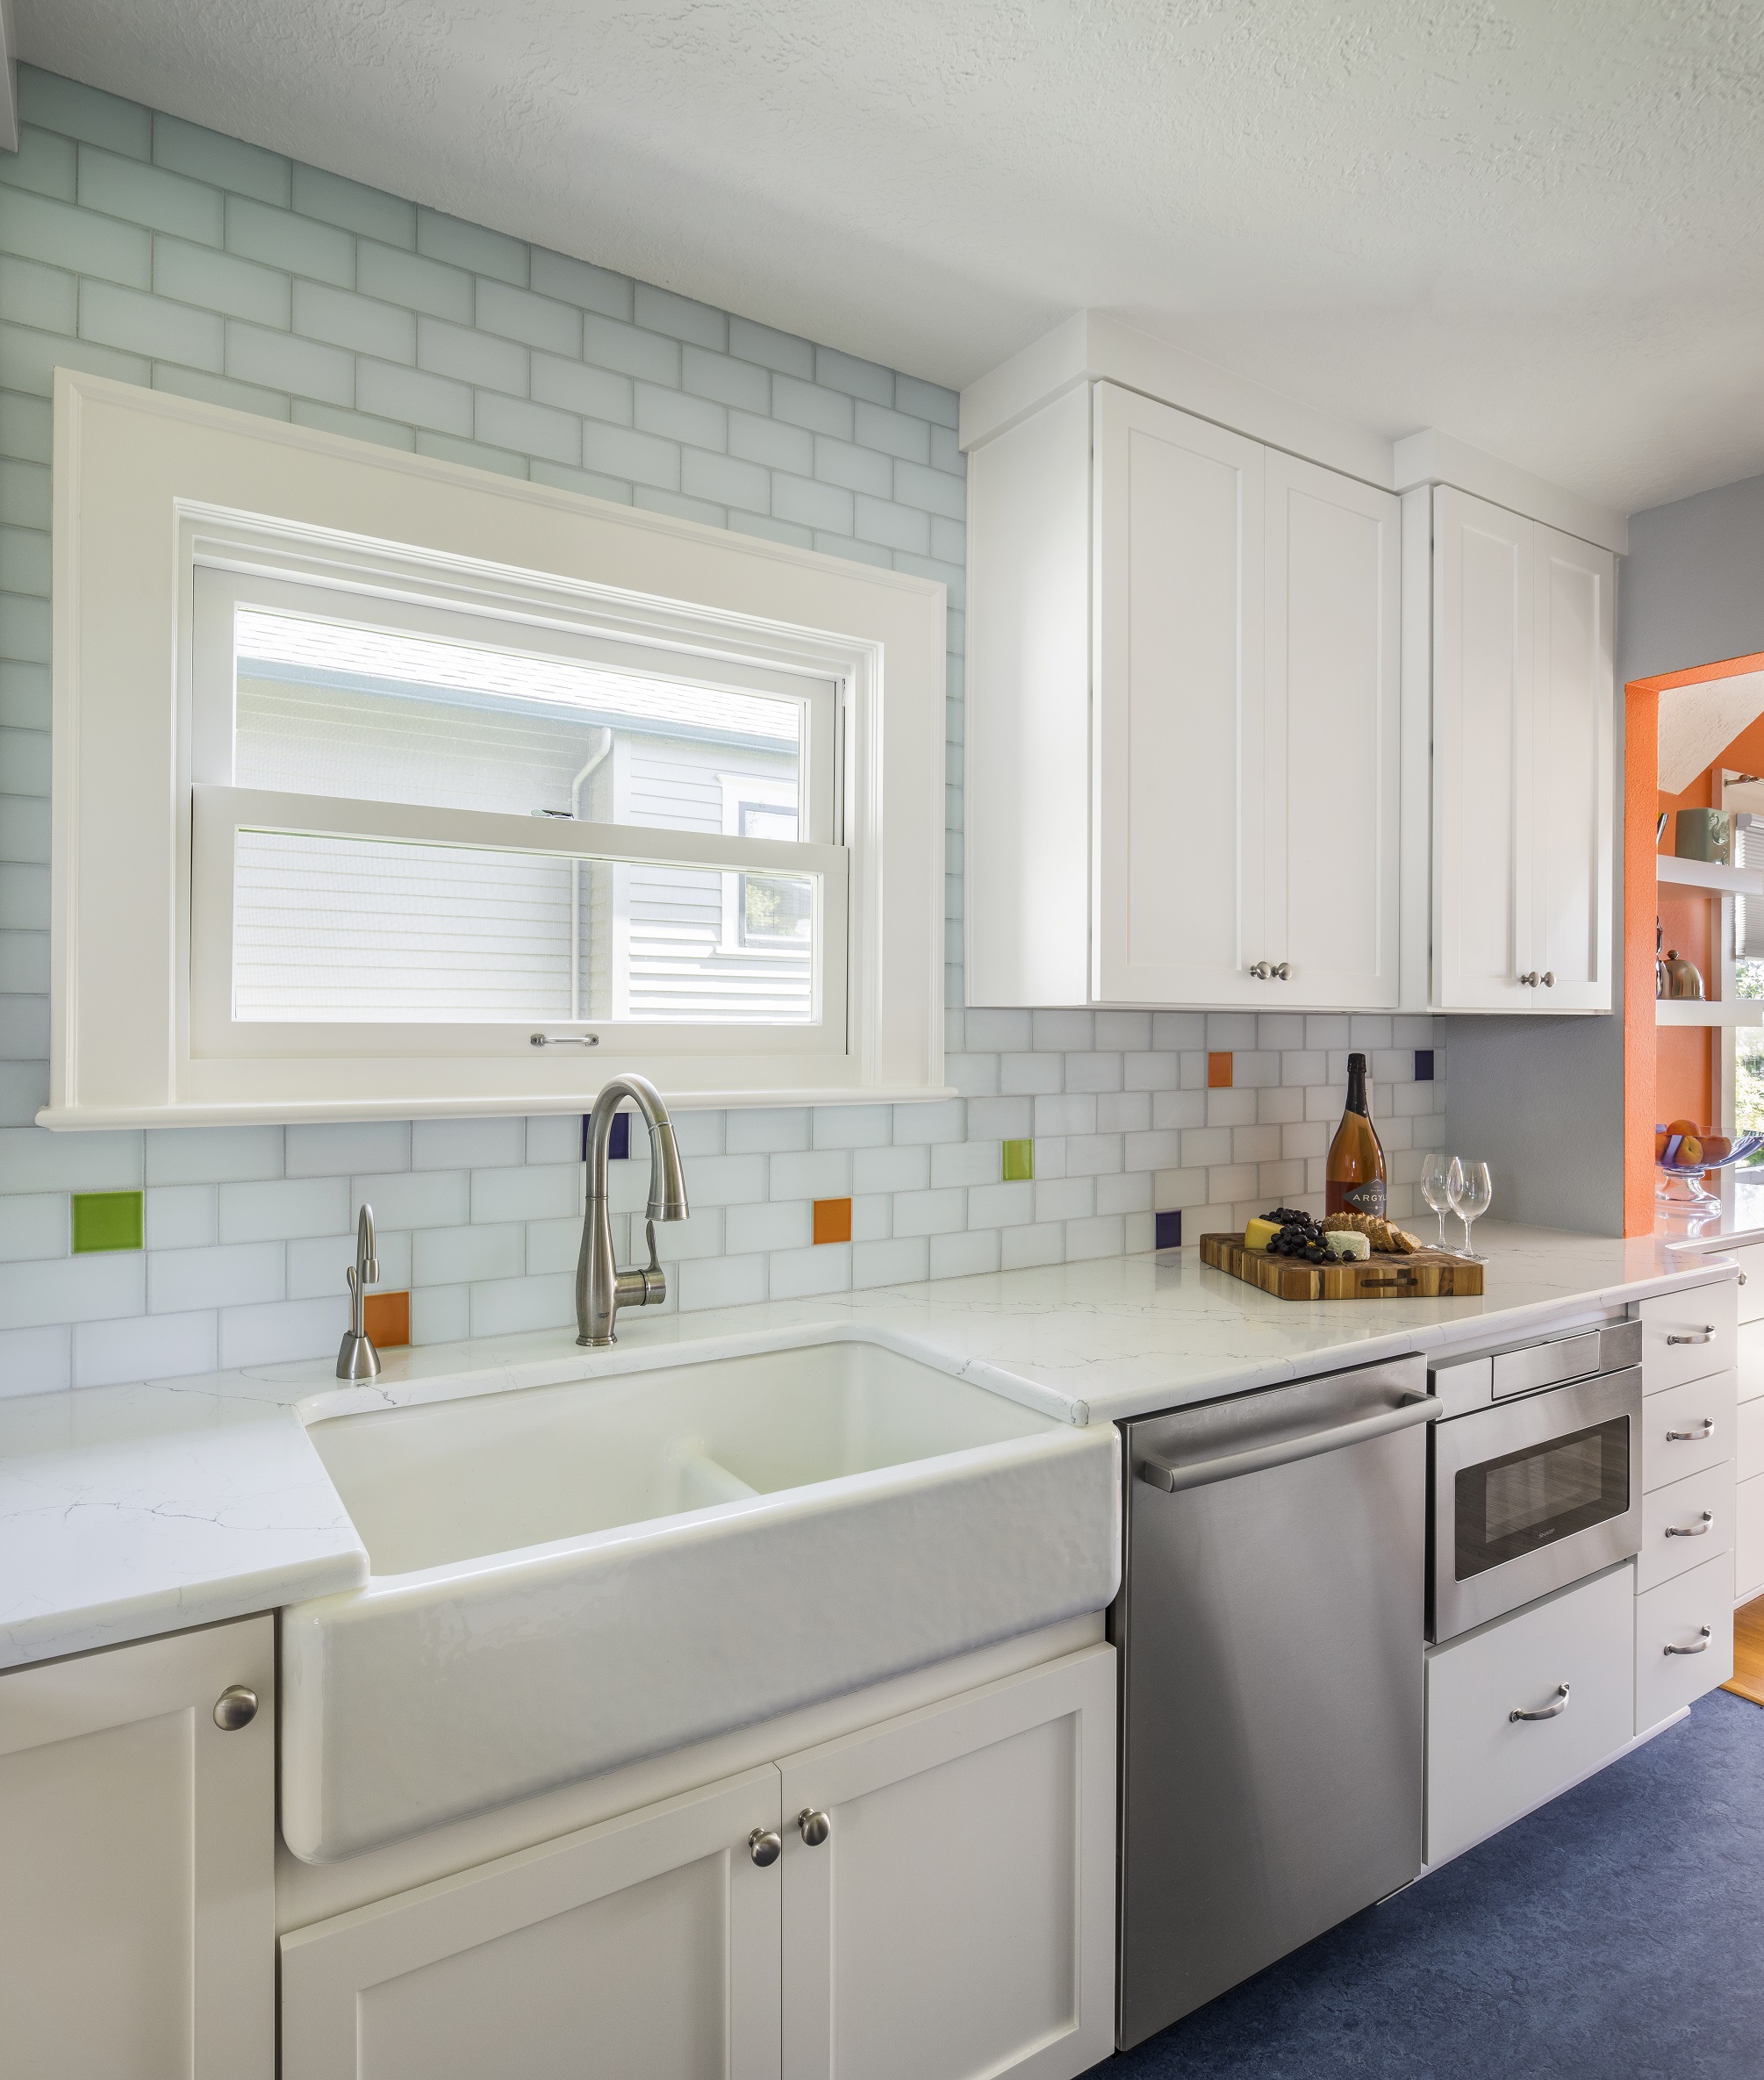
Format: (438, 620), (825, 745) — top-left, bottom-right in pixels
(363, 1289), (410, 1348)
(813, 1197), (852, 1244)
(1207, 1052), (1234, 1089)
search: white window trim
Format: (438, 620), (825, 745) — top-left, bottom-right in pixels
(47, 372), (950, 1124)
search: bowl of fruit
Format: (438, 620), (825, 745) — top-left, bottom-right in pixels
(1654, 1119), (1764, 1207)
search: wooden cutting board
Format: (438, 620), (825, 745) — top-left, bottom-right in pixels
(1199, 1231), (1484, 1300)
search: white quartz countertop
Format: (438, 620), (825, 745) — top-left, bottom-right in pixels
(0, 1218), (1737, 1673)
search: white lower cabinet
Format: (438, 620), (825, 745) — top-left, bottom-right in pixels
(0, 1615), (276, 2080)
(1425, 1565), (1633, 1868)
(1638, 1461), (1735, 1592)
(281, 1644), (1116, 2080)
(1635, 1553), (1736, 1732)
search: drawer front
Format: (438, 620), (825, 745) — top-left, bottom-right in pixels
(1738, 1318), (1764, 1404)
(1635, 1553), (1736, 1732)
(1641, 1371), (1737, 1492)
(1638, 1461), (1736, 1592)
(1739, 1396), (1764, 1484)
(1425, 1564), (1634, 1868)
(1737, 1471), (1764, 1603)
(1639, 1286), (1737, 1394)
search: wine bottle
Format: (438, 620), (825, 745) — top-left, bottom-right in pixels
(1326, 1052), (1387, 1218)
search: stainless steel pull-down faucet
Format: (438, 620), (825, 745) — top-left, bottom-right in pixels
(577, 1073), (691, 1345)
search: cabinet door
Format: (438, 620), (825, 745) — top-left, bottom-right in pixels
(1431, 486), (1535, 1009)
(281, 1764), (783, 2080)
(778, 1645), (1115, 2080)
(1425, 1563), (1632, 1868)
(1093, 383), (1266, 1004)
(0, 1614), (275, 2080)
(1530, 523), (1614, 1010)
(1265, 451), (1401, 1008)
(1635, 1553), (1734, 1732)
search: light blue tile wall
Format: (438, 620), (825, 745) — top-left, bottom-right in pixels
(0, 67), (1445, 1392)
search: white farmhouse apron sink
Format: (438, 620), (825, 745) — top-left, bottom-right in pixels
(280, 1336), (1120, 1861)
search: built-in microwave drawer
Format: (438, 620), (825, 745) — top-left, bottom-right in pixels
(1488, 1320), (1641, 1401)
(1639, 1287), (1738, 1395)
(1640, 1372), (1736, 1492)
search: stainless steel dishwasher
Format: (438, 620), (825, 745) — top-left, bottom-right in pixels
(1114, 1353), (1441, 2048)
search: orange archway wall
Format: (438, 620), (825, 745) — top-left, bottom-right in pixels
(1624, 649), (1764, 1234)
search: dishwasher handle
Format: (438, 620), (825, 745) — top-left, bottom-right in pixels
(1137, 1394), (1444, 1495)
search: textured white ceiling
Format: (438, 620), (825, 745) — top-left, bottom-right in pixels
(18, 0), (1764, 513)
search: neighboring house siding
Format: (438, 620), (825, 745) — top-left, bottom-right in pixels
(0, 66), (1446, 1393)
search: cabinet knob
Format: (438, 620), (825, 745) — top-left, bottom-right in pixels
(1248, 962), (1272, 980)
(1541, 972), (1555, 987)
(797, 1808), (831, 1847)
(1518, 971), (1540, 987)
(212, 1684), (258, 1732)
(748, 1827), (782, 1868)
(1665, 1626), (1713, 1656)
(1273, 962), (1291, 980)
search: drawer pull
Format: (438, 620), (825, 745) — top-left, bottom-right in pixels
(1510, 1682), (1570, 1723)
(1665, 1627), (1713, 1657)
(1665, 1329), (1715, 1345)
(1664, 1511), (1715, 1538)
(1666, 1420), (1716, 1441)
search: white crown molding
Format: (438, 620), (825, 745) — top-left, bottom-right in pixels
(1393, 427), (1626, 556)
(958, 310), (1395, 490)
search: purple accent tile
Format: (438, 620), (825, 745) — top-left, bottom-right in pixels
(1415, 1050), (1435, 1082)
(580, 1111), (631, 1159)
(1154, 1209), (1183, 1251)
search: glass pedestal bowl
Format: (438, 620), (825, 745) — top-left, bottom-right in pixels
(1655, 1129), (1764, 1210)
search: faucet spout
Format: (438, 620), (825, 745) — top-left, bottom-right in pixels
(577, 1073), (691, 1346)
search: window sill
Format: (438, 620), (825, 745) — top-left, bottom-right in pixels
(36, 1088), (961, 1130)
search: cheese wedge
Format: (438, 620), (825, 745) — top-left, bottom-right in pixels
(1244, 1216), (1282, 1252)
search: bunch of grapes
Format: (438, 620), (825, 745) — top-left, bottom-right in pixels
(1261, 1208), (1330, 1265)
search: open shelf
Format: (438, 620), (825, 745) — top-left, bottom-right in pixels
(1656, 999), (1764, 1027)
(1656, 853), (1764, 895)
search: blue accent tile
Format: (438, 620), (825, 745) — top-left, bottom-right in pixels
(1154, 1209), (1183, 1251)
(1415, 1050), (1435, 1082)
(580, 1110), (630, 1160)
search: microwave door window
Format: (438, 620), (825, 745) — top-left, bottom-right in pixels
(1454, 1417), (1630, 1581)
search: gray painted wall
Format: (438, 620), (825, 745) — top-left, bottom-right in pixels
(1624, 473), (1764, 683)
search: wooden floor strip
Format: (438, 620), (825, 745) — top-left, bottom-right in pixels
(1723, 1594), (1764, 1707)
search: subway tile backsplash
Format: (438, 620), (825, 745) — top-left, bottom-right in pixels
(0, 67), (1445, 1395)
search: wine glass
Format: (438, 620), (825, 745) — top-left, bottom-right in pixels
(1449, 1158), (1493, 1258)
(1420, 1153), (1453, 1248)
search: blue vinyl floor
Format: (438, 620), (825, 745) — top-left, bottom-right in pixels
(1094, 1688), (1764, 2079)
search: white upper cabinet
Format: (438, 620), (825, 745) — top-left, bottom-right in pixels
(967, 381), (1400, 1009)
(1431, 487), (1613, 1013)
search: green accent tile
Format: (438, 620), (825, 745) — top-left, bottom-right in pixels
(72, 1189), (144, 1254)
(1002, 1138), (1034, 1182)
